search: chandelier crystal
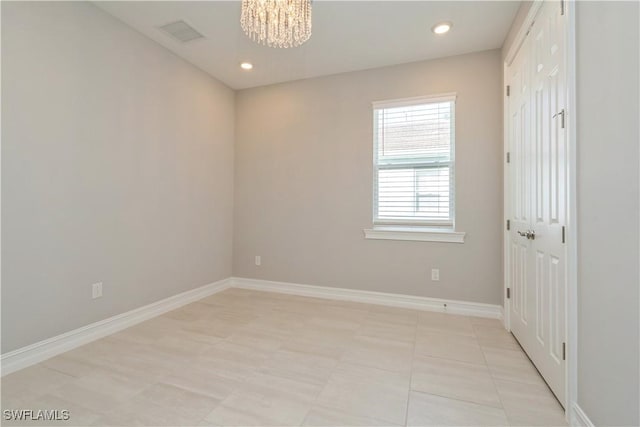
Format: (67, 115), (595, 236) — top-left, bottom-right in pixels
(240, 0), (312, 48)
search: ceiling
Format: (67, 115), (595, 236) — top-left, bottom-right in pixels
(95, 1), (520, 90)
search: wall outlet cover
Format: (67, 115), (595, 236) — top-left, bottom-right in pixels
(92, 282), (103, 299)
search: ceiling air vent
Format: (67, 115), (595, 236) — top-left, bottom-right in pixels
(159, 20), (204, 43)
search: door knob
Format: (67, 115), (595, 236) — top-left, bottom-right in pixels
(517, 230), (536, 240)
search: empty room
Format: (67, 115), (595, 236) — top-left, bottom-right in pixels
(1, 0), (638, 426)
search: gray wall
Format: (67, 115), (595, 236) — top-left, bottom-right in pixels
(576, 1), (640, 425)
(1, 1), (235, 353)
(233, 50), (504, 305)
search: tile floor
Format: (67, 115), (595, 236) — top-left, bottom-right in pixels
(1, 289), (567, 426)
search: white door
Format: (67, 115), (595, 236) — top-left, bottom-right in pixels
(507, 0), (567, 407)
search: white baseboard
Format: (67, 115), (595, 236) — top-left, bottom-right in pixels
(1, 278), (232, 376)
(571, 403), (595, 427)
(231, 277), (504, 320)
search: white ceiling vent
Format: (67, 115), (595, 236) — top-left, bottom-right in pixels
(159, 20), (204, 43)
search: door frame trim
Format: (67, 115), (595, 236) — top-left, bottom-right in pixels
(565, 1), (578, 423)
(502, 0), (577, 421)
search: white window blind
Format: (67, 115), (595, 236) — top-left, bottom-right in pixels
(373, 95), (456, 226)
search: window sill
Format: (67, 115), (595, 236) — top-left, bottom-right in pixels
(363, 226), (466, 243)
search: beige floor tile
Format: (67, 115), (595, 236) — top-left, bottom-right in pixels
(180, 318), (244, 340)
(282, 324), (357, 359)
(137, 381), (220, 411)
(0, 395), (29, 413)
(108, 325), (168, 346)
(341, 335), (414, 374)
(318, 304), (370, 322)
(204, 386), (313, 426)
(414, 330), (486, 365)
(42, 354), (111, 379)
(475, 325), (522, 351)
(68, 336), (148, 366)
(71, 370), (153, 399)
(93, 396), (215, 426)
(60, 336), (137, 367)
(119, 382), (219, 426)
(194, 341), (272, 381)
(204, 404), (275, 426)
(417, 312), (476, 337)
(494, 379), (566, 426)
(93, 339), (189, 381)
(160, 365), (242, 401)
(483, 347), (547, 385)
(2, 365), (75, 394)
(306, 315), (362, 332)
(469, 317), (505, 329)
(242, 370), (326, 402)
(407, 391), (509, 426)
(92, 408), (171, 426)
(172, 328), (225, 346)
(358, 317), (417, 343)
(272, 299), (325, 317)
(205, 306), (261, 325)
(4, 292), (563, 427)
(316, 362), (410, 425)
(46, 345), (109, 371)
(48, 383), (126, 415)
(150, 334), (213, 359)
(111, 331), (168, 351)
(223, 328), (285, 352)
(366, 305), (420, 324)
(411, 356), (502, 408)
(246, 311), (310, 335)
(303, 405), (400, 426)
(257, 349), (339, 387)
(93, 351), (180, 383)
(1, 366), (75, 407)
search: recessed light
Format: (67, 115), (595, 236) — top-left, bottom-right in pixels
(432, 22), (452, 35)
(240, 62), (253, 70)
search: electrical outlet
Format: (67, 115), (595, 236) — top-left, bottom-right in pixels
(92, 282), (103, 299)
(431, 269), (440, 281)
(255, 255), (261, 266)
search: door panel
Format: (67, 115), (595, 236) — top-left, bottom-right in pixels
(535, 250), (545, 344)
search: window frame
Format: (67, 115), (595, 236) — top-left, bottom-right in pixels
(372, 93), (457, 229)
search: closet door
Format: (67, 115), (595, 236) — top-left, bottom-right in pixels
(507, 33), (533, 354)
(507, 0), (567, 407)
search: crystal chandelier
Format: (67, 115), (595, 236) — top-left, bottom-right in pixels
(240, 0), (312, 48)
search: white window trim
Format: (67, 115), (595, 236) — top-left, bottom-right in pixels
(367, 93), (465, 242)
(364, 226), (465, 243)
(372, 93), (457, 109)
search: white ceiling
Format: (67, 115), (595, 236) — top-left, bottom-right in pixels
(95, 1), (520, 90)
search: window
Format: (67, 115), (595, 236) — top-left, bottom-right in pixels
(373, 94), (456, 228)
